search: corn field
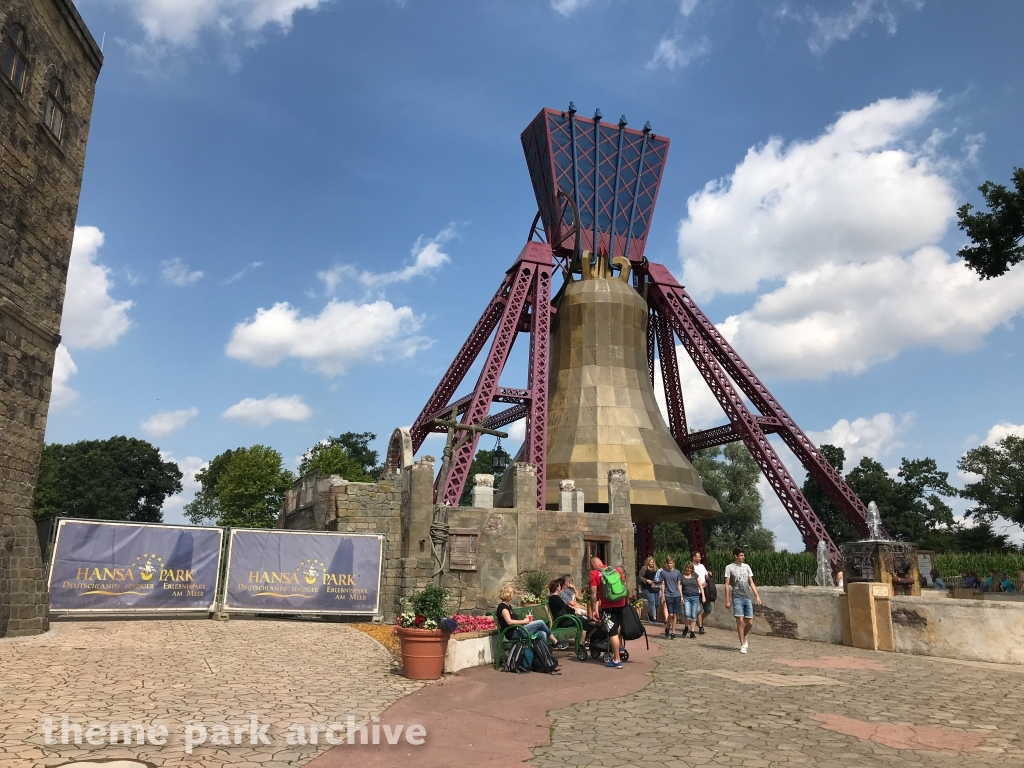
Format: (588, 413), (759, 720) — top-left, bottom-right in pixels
(650, 550), (1024, 587)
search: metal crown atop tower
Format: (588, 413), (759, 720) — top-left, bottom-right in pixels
(521, 104), (669, 268)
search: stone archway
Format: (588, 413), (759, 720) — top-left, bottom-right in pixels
(384, 427), (413, 475)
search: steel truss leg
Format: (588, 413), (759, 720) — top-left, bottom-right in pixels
(408, 243), (554, 507)
(645, 262), (845, 564)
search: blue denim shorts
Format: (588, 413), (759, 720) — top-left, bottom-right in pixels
(732, 596), (753, 618)
(683, 595), (702, 620)
(665, 595), (681, 616)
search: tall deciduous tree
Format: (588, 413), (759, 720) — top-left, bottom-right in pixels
(958, 434), (1024, 528)
(298, 432), (381, 482)
(844, 456), (957, 547)
(801, 444), (860, 545)
(33, 437), (182, 522)
(957, 167), (1024, 279)
(185, 446), (293, 528)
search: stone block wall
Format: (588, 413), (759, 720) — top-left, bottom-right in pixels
(0, 0), (102, 638)
(281, 448), (637, 620)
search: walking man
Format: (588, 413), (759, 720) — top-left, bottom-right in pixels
(589, 555), (627, 668)
(724, 547), (761, 653)
(691, 550), (709, 635)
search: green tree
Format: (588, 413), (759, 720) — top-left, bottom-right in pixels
(183, 449), (238, 525)
(844, 456), (957, 548)
(460, 449), (496, 506)
(33, 437), (182, 522)
(185, 446), (293, 528)
(656, 442), (774, 552)
(298, 432), (381, 482)
(957, 167), (1024, 279)
(802, 444), (860, 545)
(958, 434), (1024, 528)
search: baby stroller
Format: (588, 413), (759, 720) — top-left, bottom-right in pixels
(585, 604), (649, 663)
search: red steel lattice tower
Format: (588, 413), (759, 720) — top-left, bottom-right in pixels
(409, 104), (875, 564)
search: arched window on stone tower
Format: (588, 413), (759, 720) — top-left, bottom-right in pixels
(1, 23), (29, 93)
(43, 79), (65, 141)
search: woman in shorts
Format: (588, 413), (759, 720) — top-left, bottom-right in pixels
(679, 561), (706, 639)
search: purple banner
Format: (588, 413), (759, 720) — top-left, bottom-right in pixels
(223, 530), (383, 614)
(48, 520), (223, 613)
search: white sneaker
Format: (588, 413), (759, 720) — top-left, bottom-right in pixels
(741, 641), (748, 651)
(739, 645), (747, 653)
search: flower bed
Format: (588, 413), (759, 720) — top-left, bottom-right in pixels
(452, 614), (496, 634)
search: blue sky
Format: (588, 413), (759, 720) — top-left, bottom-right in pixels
(51, 0), (1024, 550)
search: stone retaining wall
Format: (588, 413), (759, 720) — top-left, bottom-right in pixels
(702, 586), (1024, 664)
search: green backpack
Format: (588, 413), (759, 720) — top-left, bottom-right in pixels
(600, 566), (628, 602)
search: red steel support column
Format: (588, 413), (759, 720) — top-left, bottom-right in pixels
(524, 257), (553, 510)
(645, 263), (841, 564)
(686, 521), (707, 563)
(648, 263), (875, 540)
(637, 522), (655, 563)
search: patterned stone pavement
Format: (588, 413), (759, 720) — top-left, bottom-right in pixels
(0, 618), (422, 768)
(531, 627), (1024, 767)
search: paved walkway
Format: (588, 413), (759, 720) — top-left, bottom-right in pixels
(534, 627), (1024, 767)
(4, 621), (1023, 768)
(0, 618), (422, 768)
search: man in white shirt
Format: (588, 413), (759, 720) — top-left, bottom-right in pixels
(691, 551), (709, 635)
(724, 547), (761, 653)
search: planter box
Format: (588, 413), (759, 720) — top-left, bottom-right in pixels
(444, 630), (498, 673)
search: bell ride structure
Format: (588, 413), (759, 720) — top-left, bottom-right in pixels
(409, 104), (874, 567)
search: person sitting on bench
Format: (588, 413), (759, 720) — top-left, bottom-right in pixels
(496, 584), (564, 648)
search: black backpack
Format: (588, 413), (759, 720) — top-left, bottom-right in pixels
(500, 640), (529, 673)
(619, 604), (648, 647)
(704, 573), (717, 603)
(530, 636), (559, 673)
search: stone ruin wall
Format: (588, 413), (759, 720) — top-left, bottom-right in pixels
(279, 431), (637, 620)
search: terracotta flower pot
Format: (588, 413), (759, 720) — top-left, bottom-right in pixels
(396, 626), (451, 680)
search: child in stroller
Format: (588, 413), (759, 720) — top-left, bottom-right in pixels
(548, 579), (630, 663)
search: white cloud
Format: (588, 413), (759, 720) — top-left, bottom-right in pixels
(49, 344), (79, 410)
(807, 0), (898, 55)
(61, 226), (134, 350)
(647, 35), (710, 71)
(718, 248), (1024, 379)
(222, 394), (312, 426)
(319, 225), (454, 295)
(111, 0), (331, 47)
(680, 93), (949, 299)
(141, 407), (199, 437)
(226, 298), (428, 376)
(160, 454), (207, 523)
(226, 261), (263, 284)
(551, 0), (592, 17)
(161, 258), (204, 286)
(676, 94), (1024, 380)
(982, 422), (1024, 447)
(679, 0), (700, 16)
(807, 412), (910, 468)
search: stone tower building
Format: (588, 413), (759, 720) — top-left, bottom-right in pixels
(0, 0), (102, 637)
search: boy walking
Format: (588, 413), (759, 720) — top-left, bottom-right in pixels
(724, 548), (761, 653)
(658, 557), (683, 639)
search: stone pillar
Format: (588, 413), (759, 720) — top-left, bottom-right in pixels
(510, 463), (537, 510)
(558, 479), (576, 512)
(403, 455), (435, 559)
(471, 474), (494, 508)
(607, 469), (636, 593)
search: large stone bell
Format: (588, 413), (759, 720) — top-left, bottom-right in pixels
(498, 254), (721, 522)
